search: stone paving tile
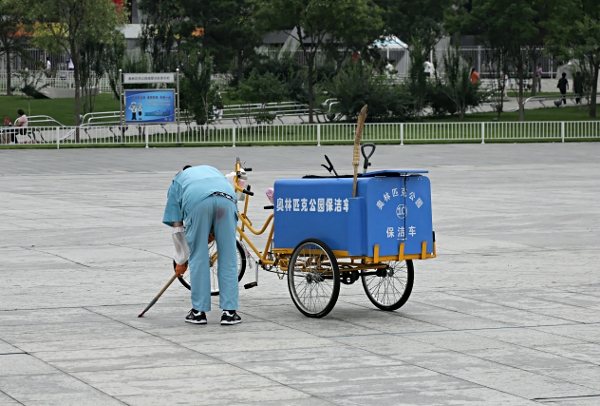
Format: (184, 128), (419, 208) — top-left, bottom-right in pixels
(332, 334), (444, 357)
(33, 345), (218, 373)
(0, 392), (22, 406)
(226, 353), (404, 375)
(538, 343), (600, 365)
(468, 326), (586, 347)
(0, 340), (22, 355)
(1, 144), (600, 404)
(0, 374), (126, 406)
(116, 386), (311, 406)
(329, 387), (542, 406)
(464, 346), (586, 372)
(400, 331), (512, 352)
(388, 349), (518, 375)
(533, 365), (600, 391)
(72, 364), (261, 391)
(287, 367), (478, 398)
(445, 369), (598, 399)
(212, 345), (377, 364)
(231, 397), (336, 406)
(0, 308), (108, 327)
(280, 310), (435, 337)
(174, 329), (338, 353)
(533, 324), (600, 344)
(414, 292), (577, 326)
(0, 354), (59, 377)
(326, 306), (451, 335)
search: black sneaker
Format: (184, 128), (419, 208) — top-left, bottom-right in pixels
(221, 310), (241, 325)
(185, 309), (207, 324)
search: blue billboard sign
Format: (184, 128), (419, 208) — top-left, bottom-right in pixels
(124, 89), (175, 124)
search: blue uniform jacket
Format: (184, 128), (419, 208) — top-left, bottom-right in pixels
(162, 165), (237, 227)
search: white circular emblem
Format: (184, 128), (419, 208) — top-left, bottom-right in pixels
(396, 204), (406, 219)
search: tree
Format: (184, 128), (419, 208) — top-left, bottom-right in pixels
(179, 52), (217, 130)
(28, 0), (126, 130)
(235, 68), (289, 124)
(251, 0), (384, 123)
(545, 0), (600, 118)
(138, 0), (263, 83)
(447, 0), (546, 121)
(374, 0), (453, 54)
(0, 0), (33, 96)
(437, 45), (479, 119)
(329, 60), (411, 122)
(139, 17), (179, 74)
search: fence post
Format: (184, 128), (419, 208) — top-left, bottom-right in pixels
(317, 124), (321, 146)
(481, 122), (485, 144)
(232, 126), (236, 148)
(56, 127), (60, 150)
(400, 123), (404, 146)
(561, 121), (565, 143)
(145, 127), (149, 148)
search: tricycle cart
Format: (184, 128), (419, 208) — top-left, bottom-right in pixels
(178, 157), (436, 318)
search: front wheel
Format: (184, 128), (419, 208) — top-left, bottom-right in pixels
(287, 238), (340, 318)
(176, 239), (246, 295)
(361, 260), (414, 311)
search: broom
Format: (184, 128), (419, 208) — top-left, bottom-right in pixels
(352, 105), (368, 197)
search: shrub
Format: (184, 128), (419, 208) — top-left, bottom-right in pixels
(329, 61), (411, 122)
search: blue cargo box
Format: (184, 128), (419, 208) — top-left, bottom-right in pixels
(273, 171), (434, 258)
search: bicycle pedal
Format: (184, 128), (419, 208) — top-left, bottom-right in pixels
(244, 282), (258, 289)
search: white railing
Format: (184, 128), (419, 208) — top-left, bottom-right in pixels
(1, 121), (598, 148)
(0, 72), (113, 94)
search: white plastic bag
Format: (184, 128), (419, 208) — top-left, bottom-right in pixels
(225, 171), (248, 201)
(172, 226), (190, 265)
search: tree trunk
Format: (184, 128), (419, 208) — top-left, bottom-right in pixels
(518, 61), (524, 122)
(308, 57), (314, 124)
(530, 55), (536, 97)
(72, 48), (81, 142)
(590, 63), (598, 118)
(237, 48), (243, 84)
(6, 49), (11, 96)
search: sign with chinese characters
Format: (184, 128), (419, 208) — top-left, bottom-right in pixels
(273, 173), (433, 258)
(363, 175), (433, 257)
(123, 73), (175, 84)
(124, 90), (175, 123)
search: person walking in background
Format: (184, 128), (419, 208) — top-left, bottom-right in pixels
(470, 68), (479, 84)
(536, 63), (543, 92)
(424, 58), (433, 77)
(557, 72), (569, 105)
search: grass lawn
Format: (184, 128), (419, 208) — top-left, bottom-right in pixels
(0, 91), (597, 128)
(423, 105), (597, 123)
(506, 91), (565, 98)
(0, 93), (120, 126)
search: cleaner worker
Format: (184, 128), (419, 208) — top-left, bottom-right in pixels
(163, 165), (241, 325)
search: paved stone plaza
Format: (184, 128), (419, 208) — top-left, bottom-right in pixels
(1, 143), (599, 406)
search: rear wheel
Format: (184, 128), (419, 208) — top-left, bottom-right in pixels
(287, 238), (340, 318)
(176, 239), (246, 296)
(361, 260), (414, 311)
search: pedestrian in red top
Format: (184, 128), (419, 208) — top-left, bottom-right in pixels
(470, 68), (479, 84)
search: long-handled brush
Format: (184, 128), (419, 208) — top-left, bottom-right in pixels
(352, 105), (368, 198)
(138, 274), (179, 317)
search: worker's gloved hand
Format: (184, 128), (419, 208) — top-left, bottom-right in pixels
(175, 261), (188, 277)
(208, 233), (215, 244)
